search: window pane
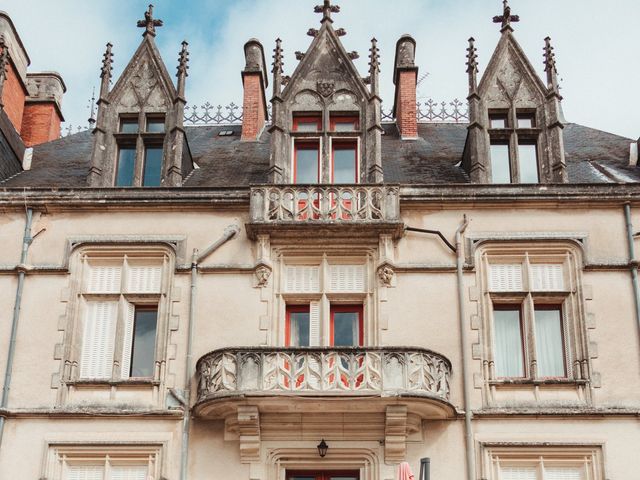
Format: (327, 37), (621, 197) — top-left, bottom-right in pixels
(518, 143), (539, 183)
(334, 121), (357, 132)
(490, 144), (511, 183)
(119, 118), (138, 133)
(289, 311), (310, 347)
(534, 308), (565, 377)
(130, 309), (157, 377)
(490, 116), (507, 129)
(332, 310), (360, 346)
(333, 145), (357, 183)
(116, 148), (136, 186)
(295, 146), (319, 183)
(296, 121), (319, 132)
(146, 116), (165, 133)
(517, 116), (534, 128)
(67, 465), (104, 480)
(142, 147), (163, 186)
(500, 466), (537, 480)
(493, 308), (524, 377)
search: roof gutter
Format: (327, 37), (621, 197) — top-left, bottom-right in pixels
(623, 204), (640, 355)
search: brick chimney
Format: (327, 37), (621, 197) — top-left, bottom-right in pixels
(241, 39), (268, 141)
(392, 35), (418, 140)
(0, 12), (30, 134)
(21, 72), (65, 146)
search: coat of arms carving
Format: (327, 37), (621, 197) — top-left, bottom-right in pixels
(317, 80), (335, 98)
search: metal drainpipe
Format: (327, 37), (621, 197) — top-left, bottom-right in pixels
(455, 215), (475, 480)
(0, 208), (33, 448)
(180, 225), (239, 480)
(623, 204), (640, 348)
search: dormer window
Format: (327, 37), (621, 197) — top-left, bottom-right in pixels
(115, 113), (166, 187)
(293, 114), (322, 132)
(488, 109), (540, 184)
(294, 142), (320, 184)
(332, 141), (358, 183)
(331, 115), (359, 132)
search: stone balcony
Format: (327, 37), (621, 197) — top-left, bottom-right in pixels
(194, 346), (454, 419)
(246, 185), (404, 239)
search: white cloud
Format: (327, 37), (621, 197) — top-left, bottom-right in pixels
(2, 0), (638, 139)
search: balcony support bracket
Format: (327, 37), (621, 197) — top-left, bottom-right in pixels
(384, 405), (408, 464)
(238, 405), (261, 463)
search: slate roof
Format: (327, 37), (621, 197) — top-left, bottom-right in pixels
(0, 122), (636, 188)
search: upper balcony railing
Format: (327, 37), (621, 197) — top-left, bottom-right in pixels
(195, 346), (451, 410)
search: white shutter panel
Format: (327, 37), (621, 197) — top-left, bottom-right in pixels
(530, 264), (564, 291)
(110, 465), (148, 480)
(126, 265), (162, 293)
(80, 301), (117, 379)
(501, 466), (537, 480)
(87, 265), (122, 293)
(545, 467), (582, 480)
(284, 266), (320, 293)
(329, 265), (365, 292)
(67, 465), (104, 480)
(120, 302), (136, 379)
(489, 264), (523, 291)
(309, 301), (320, 347)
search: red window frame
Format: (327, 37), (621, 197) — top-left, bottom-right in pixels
(293, 115), (322, 132)
(286, 471), (360, 480)
(330, 115), (359, 131)
(285, 304), (311, 347)
(331, 140), (358, 184)
(330, 304), (364, 346)
(293, 141), (320, 184)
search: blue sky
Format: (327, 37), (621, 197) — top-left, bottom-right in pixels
(3, 0), (639, 139)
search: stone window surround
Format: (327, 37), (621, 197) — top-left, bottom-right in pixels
(476, 242), (592, 389)
(60, 245), (175, 388)
(478, 442), (605, 480)
(41, 442), (165, 480)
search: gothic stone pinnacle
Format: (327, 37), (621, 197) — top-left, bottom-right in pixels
(137, 4), (164, 37)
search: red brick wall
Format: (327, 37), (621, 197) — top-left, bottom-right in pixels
(2, 59), (27, 134)
(241, 73), (265, 141)
(20, 102), (61, 146)
(396, 70), (417, 139)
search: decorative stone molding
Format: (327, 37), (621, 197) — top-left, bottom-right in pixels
(238, 405), (261, 463)
(377, 263), (395, 287)
(254, 264), (271, 288)
(384, 405), (408, 464)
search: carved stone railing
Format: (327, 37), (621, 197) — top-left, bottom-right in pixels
(249, 185), (400, 224)
(196, 347), (451, 404)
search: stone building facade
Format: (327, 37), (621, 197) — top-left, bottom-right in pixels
(0, 2), (639, 480)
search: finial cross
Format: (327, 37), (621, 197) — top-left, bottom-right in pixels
(314, 0), (340, 23)
(137, 4), (163, 37)
(493, 0), (520, 30)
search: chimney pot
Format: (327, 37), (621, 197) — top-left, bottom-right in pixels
(392, 35), (418, 140)
(241, 39), (269, 141)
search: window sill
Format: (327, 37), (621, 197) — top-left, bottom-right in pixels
(68, 378), (160, 387)
(488, 378), (588, 387)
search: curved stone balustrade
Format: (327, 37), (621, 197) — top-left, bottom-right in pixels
(196, 346), (451, 405)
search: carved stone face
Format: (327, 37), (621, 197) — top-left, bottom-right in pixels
(255, 265), (271, 286)
(378, 265), (394, 286)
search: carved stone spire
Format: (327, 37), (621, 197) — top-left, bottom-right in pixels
(99, 42), (113, 100)
(0, 35), (9, 107)
(368, 37), (381, 97)
(466, 37), (479, 94)
(314, 0), (340, 24)
(272, 38), (284, 97)
(493, 0), (520, 32)
(544, 36), (559, 94)
(137, 4), (163, 37)
(176, 40), (189, 99)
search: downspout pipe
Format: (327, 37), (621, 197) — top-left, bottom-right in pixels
(455, 215), (475, 480)
(180, 225), (240, 480)
(0, 208), (33, 448)
(623, 204), (640, 349)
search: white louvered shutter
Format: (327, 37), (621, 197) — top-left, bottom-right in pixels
(67, 465), (104, 480)
(80, 301), (117, 379)
(120, 302), (136, 379)
(545, 467), (582, 480)
(87, 265), (122, 293)
(309, 301), (320, 347)
(126, 265), (162, 293)
(501, 466), (537, 480)
(489, 264), (523, 291)
(109, 465), (148, 480)
(329, 264), (365, 292)
(530, 264), (564, 291)
(284, 266), (320, 293)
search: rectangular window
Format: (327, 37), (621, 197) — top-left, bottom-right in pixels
(518, 142), (539, 183)
(68, 465), (148, 480)
(128, 307), (158, 377)
(516, 113), (535, 129)
(287, 472), (360, 480)
(293, 115), (322, 132)
(490, 143), (511, 184)
(493, 306), (525, 378)
(119, 117), (139, 133)
(330, 305), (363, 347)
(332, 141), (357, 183)
(146, 115), (165, 133)
(534, 306), (565, 377)
(286, 305), (311, 347)
(294, 142), (320, 183)
(142, 146), (163, 186)
(489, 114), (508, 129)
(330, 115), (359, 131)
(116, 147), (136, 186)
